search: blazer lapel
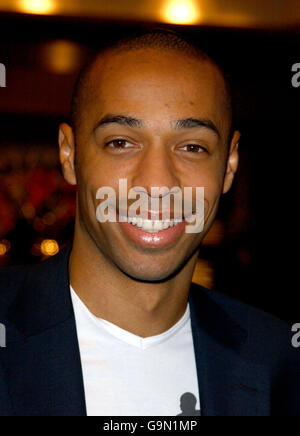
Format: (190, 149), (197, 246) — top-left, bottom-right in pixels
(188, 283), (271, 416)
(5, 244), (87, 416)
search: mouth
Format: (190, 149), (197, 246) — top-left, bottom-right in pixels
(117, 214), (187, 248)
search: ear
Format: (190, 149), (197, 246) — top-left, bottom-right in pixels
(58, 123), (77, 185)
(222, 130), (240, 194)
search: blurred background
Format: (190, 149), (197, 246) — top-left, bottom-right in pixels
(0, 0), (299, 323)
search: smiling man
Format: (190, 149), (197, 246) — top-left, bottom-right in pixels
(0, 29), (300, 416)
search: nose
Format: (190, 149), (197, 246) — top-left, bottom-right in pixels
(131, 143), (180, 196)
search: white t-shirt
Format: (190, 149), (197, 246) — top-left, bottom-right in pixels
(70, 285), (201, 416)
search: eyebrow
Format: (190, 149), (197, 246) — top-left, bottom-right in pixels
(95, 115), (143, 129)
(94, 114), (220, 138)
(173, 118), (220, 138)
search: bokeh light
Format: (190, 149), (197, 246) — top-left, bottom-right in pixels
(0, 243), (7, 256)
(40, 239), (59, 256)
(0, 240), (11, 256)
(161, 0), (201, 24)
(18, 0), (56, 15)
(40, 40), (84, 74)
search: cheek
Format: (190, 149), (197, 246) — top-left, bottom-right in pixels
(77, 153), (120, 196)
(77, 140), (137, 190)
(184, 163), (225, 218)
(185, 163), (224, 194)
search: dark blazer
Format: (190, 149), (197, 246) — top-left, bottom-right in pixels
(0, 244), (299, 416)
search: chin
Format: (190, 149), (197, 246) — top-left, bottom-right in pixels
(121, 267), (177, 283)
(113, 254), (189, 283)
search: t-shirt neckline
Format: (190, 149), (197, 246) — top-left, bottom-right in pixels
(70, 285), (190, 350)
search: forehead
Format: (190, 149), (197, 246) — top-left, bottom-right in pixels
(83, 48), (229, 134)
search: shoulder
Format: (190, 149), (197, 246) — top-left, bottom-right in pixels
(204, 285), (289, 333)
(0, 245), (72, 318)
(0, 263), (28, 308)
(191, 283), (293, 361)
(198, 285), (300, 414)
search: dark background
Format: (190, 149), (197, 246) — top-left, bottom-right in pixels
(0, 9), (299, 324)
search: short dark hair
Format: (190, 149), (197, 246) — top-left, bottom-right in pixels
(70, 28), (234, 140)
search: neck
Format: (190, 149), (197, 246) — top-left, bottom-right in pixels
(69, 221), (199, 338)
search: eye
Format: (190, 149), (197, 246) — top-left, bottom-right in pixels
(179, 144), (206, 153)
(105, 139), (134, 150)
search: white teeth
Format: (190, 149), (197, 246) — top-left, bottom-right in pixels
(141, 219), (153, 231)
(153, 221), (162, 231)
(122, 217), (182, 233)
(162, 221), (169, 230)
(136, 217), (143, 227)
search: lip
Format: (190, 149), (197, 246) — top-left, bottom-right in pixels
(117, 214), (187, 248)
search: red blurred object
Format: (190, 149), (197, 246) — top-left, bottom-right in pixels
(27, 168), (60, 210)
(0, 190), (17, 236)
(0, 159), (76, 238)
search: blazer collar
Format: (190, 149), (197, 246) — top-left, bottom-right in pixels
(9, 245), (246, 346)
(188, 283), (271, 416)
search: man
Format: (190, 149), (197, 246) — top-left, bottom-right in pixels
(0, 29), (299, 416)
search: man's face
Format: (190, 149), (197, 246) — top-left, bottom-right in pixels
(59, 48), (239, 281)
